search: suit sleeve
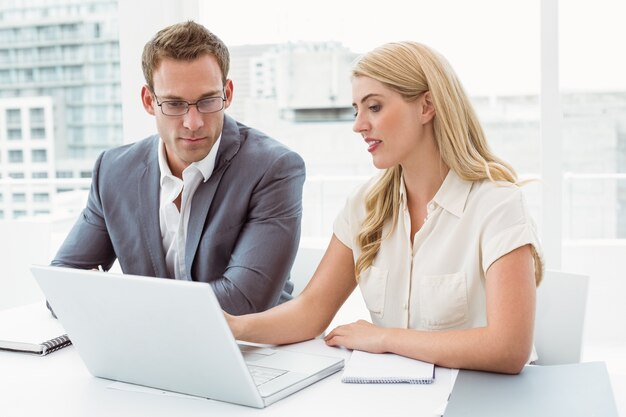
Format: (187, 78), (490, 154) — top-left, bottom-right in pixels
(211, 150), (306, 315)
(51, 151), (117, 271)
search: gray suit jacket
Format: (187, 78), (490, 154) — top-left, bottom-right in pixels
(52, 115), (306, 314)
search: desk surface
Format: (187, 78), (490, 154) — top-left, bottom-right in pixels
(0, 338), (455, 417)
(1, 304), (624, 417)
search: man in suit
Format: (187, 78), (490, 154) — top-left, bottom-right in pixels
(51, 21), (306, 315)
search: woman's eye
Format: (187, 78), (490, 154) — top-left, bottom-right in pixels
(369, 104), (381, 112)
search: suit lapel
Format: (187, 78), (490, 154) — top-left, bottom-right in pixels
(185, 116), (241, 276)
(137, 138), (168, 277)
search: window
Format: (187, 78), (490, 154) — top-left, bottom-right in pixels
(56, 170), (73, 178)
(0, 49), (9, 64)
(80, 171), (92, 178)
(68, 127), (84, 144)
(32, 172), (48, 178)
(62, 44), (82, 61)
(64, 65), (83, 81)
(39, 66), (58, 82)
(6, 108), (21, 124)
(0, 69), (11, 84)
(67, 107), (84, 123)
(16, 48), (35, 63)
(8, 172), (25, 179)
(31, 127), (46, 139)
(560, 1), (626, 239)
(31, 149), (47, 162)
(13, 210), (27, 219)
(38, 46), (57, 61)
(30, 107), (45, 124)
(12, 193), (26, 203)
(65, 86), (84, 101)
(38, 25), (59, 41)
(93, 64), (107, 80)
(33, 192), (50, 202)
(7, 128), (22, 140)
(8, 150), (23, 163)
(19, 69), (34, 83)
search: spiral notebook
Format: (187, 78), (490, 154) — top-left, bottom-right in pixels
(0, 302), (72, 356)
(342, 350), (435, 384)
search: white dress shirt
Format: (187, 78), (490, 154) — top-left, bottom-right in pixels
(334, 170), (544, 331)
(158, 136), (221, 280)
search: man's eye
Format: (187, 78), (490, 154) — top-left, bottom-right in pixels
(167, 102), (187, 108)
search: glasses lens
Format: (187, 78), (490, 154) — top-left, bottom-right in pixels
(162, 101), (188, 116)
(197, 97), (224, 113)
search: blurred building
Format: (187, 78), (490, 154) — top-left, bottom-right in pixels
(0, 0), (121, 176)
(0, 0), (120, 219)
(0, 96), (55, 218)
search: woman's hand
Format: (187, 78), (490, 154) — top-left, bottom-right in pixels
(324, 320), (389, 353)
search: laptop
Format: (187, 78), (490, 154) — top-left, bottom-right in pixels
(30, 265), (344, 408)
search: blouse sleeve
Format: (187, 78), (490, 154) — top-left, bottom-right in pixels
(481, 187), (545, 285)
(332, 178), (375, 252)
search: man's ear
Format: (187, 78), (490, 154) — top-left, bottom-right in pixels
(421, 91), (435, 124)
(223, 78), (234, 110)
(141, 85), (156, 116)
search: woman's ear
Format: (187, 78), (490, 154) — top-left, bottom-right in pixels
(421, 91), (435, 124)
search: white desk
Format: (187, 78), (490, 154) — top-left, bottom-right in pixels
(1, 304), (624, 417)
(0, 338), (455, 417)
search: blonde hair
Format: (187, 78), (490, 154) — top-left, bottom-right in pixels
(353, 42), (541, 284)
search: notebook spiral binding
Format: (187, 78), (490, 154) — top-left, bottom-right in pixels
(342, 377), (433, 384)
(41, 334), (72, 356)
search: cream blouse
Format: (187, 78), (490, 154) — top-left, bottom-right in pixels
(333, 170), (544, 331)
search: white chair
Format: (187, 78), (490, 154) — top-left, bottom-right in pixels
(533, 269), (589, 365)
(289, 243), (326, 296)
(0, 220), (51, 310)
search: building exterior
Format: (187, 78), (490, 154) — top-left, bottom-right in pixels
(231, 41), (626, 240)
(0, 0), (121, 177)
(0, 0), (120, 219)
(0, 96), (55, 219)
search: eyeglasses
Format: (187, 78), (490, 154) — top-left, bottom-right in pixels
(152, 89), (226, 116)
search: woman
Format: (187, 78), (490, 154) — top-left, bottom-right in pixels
(227, 41), (544, 374)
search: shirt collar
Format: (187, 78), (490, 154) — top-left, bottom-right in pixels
(432, 170), (472, 218)
(399, 169), (472, 218)
(158, 135), (222, 184)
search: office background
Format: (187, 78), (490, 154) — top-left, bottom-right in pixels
(0, 0), (625, 381)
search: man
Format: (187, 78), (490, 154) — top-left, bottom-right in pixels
(51, 21), (306, 315)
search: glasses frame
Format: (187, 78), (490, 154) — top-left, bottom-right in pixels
(152, 88), (226, 116)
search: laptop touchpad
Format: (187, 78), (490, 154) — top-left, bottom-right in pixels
(239, 344), (277, 362)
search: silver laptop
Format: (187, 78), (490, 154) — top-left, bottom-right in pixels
(30, 265), (343, 408)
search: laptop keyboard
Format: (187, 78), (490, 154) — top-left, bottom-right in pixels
(248, 365), (287, 386)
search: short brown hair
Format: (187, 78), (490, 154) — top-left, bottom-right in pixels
(141, 21), (230, 90)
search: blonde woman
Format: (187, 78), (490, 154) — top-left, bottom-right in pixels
(226, 41), (544, 374)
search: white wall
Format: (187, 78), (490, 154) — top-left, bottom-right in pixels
(117, 0), (199, 143)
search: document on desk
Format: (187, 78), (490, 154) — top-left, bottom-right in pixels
(341, 350), (435, 384)
(0, 302), (71, 356)
(444, 362), (619, 417)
